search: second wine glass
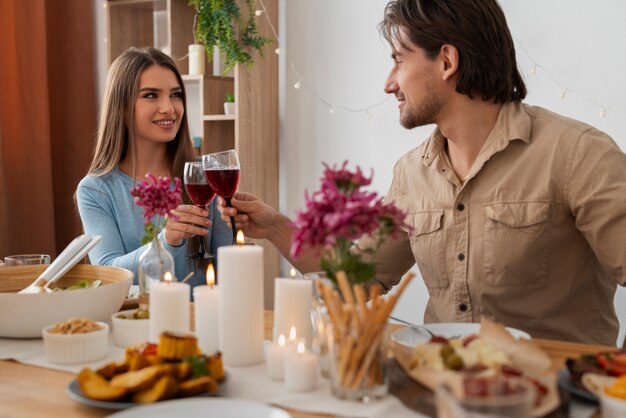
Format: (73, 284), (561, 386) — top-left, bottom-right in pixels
(184, 161), (216, 259)
(201, 149), (240, 243)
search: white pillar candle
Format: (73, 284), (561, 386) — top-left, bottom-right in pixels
(188, 44), (205, 75)
(149, 272), (190, 342)
(285, 342), (318, 392)
(266, 334), (287, 381)
(193, 264), (219, 354)
(217, 232), (264, 366)
(273, 277), (313, 347)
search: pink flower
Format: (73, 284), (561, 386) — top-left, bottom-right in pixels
(130, 173), (182, 243)
(291, 161), (410, 284)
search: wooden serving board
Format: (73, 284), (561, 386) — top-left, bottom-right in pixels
(387, 358), (570, 418)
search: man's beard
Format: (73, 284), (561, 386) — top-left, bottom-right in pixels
(399, 81), (441, 129)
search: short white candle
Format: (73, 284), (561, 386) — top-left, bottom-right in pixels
(149, 272), (190, 342)
(218, 231), (264, 366)
(266, 334), (287, 381)
(285, 341), (318, 392)
(188, 44), (205, 75)
(193, 264), (219, 354)
(273, 273), (313, 347)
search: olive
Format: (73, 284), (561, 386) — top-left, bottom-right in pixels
(440, 344), (454, 359)
(133, 309), (150, 319)
(445, 354), (464, 370)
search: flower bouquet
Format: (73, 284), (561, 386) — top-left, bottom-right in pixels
(130, 173), (182, 309)
(291, 161), (413, 400)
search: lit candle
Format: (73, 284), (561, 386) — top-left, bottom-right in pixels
(193, 263), (219, 354)
(285, 341), (318, 392)
(218, 230), (264, 366)
(266, 334), (287, 381)
(188, 44), (205, 75)
(274, 268), (313, 347)
(149, 272), (190, 342)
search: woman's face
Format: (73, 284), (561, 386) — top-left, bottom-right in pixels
(133, 64), (184, 146)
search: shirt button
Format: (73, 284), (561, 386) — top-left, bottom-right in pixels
(458, 253), (465, 261)
(459, 303), (468, 312)
(456, 203), (465, 211)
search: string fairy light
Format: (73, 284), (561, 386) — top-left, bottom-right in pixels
(253, 1), (622, 120)
(516, 40), (622, 118)
(256, 0), (389, 119)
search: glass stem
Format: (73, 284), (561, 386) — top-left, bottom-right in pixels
(225, 197), (237, 244)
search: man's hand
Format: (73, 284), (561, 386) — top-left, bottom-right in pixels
(216, 192), (280, 240)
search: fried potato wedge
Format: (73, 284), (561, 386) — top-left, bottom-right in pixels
(97, 361), (129, 380)
(78, 369), (128, 402)
(110, 365), (166, 392)
(177, 376), (219, 398)
(132, 375), (179, 404)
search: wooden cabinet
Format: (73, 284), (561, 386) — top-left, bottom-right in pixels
(106, 0), (280, 304)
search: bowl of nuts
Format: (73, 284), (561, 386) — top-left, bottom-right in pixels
(42, 318), (109, 364)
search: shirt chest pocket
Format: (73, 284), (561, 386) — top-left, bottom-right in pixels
(408, 210), (449, 289)
(482, 201), (550, 287)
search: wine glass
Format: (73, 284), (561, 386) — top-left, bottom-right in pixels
(184, 161), (217, 259)
(201, 149), (240, 243)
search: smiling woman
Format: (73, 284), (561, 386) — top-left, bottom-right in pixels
(75, 47), (232, 290)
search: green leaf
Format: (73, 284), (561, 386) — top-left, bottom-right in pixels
(185, 355), (209, 378)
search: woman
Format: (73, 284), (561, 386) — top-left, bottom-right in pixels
(77, 47), (231, 288)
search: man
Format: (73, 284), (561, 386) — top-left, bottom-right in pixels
(218, 0), (626, 345)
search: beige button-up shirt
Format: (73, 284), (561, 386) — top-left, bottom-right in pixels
(361, 101), (626, 345)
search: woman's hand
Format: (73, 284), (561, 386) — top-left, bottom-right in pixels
(217, 192), (280, 240)
(164, 204), (210, 247)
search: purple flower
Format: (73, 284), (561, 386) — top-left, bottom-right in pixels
(130, 173), (182, 243)
(290, 161), (410, 284)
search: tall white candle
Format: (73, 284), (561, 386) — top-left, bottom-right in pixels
(193, 264), (219, 354)
(149, 272), (190, 342)
(218, 231), (264, 366)
(273, 275), (313, 346)
(188, 44), (205, 75)
(285, 342), (318, 392)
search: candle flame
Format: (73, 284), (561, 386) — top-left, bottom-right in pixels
(297, 342), (305, 354)
(278, 334), (286, 346)
(289, 326), (297, 341)
(290, 268), (296, 278)
(236, 230), (245, 245)
(206, 263), (215, 287)
(164, 272), (173, 283)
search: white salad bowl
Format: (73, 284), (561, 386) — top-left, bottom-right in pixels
(0, 264), (132, 338)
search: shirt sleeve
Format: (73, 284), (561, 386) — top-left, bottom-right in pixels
(76, 181), (146, 278)
(356, 160), (416, 293)
(208, 198), (234, 254)
(566, 129), (626, 286)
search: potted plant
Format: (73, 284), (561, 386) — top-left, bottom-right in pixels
(224, 93), (235, 115)
(189, 0), (273, 74)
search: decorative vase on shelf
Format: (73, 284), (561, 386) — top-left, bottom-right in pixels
(224, 93), (235, 115)
(138, 237), (175, 310)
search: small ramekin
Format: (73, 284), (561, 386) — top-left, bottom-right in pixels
(600, 391), (626, 418)
(42, 321), (109, 364)
(111, 309), (149, 348)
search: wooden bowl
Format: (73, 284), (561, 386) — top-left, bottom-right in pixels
(0, 264), (132, 338)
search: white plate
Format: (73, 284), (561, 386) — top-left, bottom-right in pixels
(108, 398), (291, 417)
(391, 322), (531, 348)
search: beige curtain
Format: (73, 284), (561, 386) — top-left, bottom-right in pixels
(0, 0), (97, 258)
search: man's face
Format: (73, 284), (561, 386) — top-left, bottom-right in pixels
(384, 31), (442, 129)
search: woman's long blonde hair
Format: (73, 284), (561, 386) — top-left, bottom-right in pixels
(88, 47), (194, 180)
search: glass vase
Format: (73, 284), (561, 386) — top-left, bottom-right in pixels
(138, 237), (175, 309)
(303, 271), (332, 378)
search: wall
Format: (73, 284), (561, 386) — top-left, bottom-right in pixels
(282, 0), (626, 345)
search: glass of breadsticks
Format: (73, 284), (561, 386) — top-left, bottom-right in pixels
(315, 271), (414, 401)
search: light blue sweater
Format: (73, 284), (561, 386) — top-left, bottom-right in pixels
(76, 167), (232, 288)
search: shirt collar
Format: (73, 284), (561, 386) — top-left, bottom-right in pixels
(421, 101), (531, 167)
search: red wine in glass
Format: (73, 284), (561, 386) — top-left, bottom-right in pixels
(202, 150), (241, 243)
(203, 168), (240, 199)
(186, 183), (217, 207)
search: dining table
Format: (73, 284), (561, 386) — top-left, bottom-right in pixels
(0, 309), (614, 418)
